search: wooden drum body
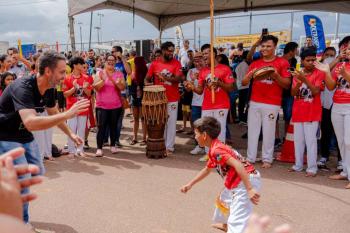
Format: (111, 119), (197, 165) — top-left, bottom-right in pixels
(142, 85), (168, 159)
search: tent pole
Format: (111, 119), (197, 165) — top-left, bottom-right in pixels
(159, 30), (163, 47)
(210, 0), (215, 104)
(68, 16), (76, 53)
(194, 20), (197, 50)
(335, 13), (340, 40)
(290, 12), (294, 41)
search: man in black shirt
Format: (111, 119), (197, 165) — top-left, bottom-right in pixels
(0, 51), (89, 223)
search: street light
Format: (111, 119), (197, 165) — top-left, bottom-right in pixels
(97, 13), (104, 42)
(78, 22), (83, 51)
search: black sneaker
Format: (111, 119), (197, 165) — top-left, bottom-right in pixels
(84, 140), (90, 150)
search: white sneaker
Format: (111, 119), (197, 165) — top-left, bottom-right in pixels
(190, 146), (205, 155)
(199, 154), (209, 162)
(337, 161), (343, 171)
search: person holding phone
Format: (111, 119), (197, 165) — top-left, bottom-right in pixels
(63, 56), (93, 158)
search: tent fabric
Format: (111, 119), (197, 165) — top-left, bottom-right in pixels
(68, 0), (350, 31)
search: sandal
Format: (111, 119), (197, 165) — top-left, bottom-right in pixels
(140, 140), (147, 146)
(129, 139), (138, 145)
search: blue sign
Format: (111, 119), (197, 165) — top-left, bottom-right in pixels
(20, 44), (36, 58)
(303, 15), (326, 54)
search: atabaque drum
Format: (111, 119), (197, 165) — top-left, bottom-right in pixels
(142, 85), (168, 159)
(253, 66), (275, 81)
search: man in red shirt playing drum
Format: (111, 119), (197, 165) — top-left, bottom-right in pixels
(185, 44), (235, 155)
(242, 35), (291, 168)
(146, 42), (184, 155)
(290, 49), (325, 177)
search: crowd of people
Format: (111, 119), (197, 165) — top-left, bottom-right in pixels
(0, 32), (350, 232)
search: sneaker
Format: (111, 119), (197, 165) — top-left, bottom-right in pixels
(64, 144), (68, 149)
(83, 140), (90, 150)
(317, 157), (329, 171)
(199, 154), (209, 162)
(95, 149), (103, 157)
(111, 146), (118, 154)
(239, 121), (247, 126)
(337, 161), (343, 171)
(274, 138), (282, 149)
(190, 146), (205, 155)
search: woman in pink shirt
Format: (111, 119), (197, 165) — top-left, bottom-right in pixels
(94, 54), (126, 156)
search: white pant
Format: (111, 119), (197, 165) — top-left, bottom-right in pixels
(213, 172), (262, 233)
(332, 109), (350, 180)
(164, 102), (178, 151)
(67, 115), (87, 154)
(293, 122), (319, 174)
(202, 109), (228, 143)
(247, 102), (280, 163)
(33, 111), (53, 158)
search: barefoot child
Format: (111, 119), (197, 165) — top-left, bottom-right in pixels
(180, 116), (261, 233)
(290, 49), (325, 177)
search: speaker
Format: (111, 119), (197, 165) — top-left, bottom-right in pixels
(135, 40), (154, 62)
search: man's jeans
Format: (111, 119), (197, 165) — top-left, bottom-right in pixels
(0, 140), (44, 223)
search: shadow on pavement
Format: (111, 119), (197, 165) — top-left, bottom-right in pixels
(31, 221), (78, 233)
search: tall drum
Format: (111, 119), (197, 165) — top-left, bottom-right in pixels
(142, 85), (168, 159)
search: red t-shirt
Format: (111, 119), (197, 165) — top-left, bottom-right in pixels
(248, 57), (290, 106)
(332, 62), (350, 104)
(146, 59), (182, 102)
(291, 69), (325, 122)
(206, 139), (256, 189)
(198, 64), (235, 110)
(63, 74), (93, 115)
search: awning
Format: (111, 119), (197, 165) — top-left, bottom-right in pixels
(68, 0), (350, 31)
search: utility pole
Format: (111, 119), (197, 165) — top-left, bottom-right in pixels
(78, 22), (83, 51)
(95, 26), (101, 44)
(88, 12), (93, 50)
(290, 12), (294, 41)
(97, 13), (104, 42)
(193, 20), (197, 50)
(198, 27), (201, 48)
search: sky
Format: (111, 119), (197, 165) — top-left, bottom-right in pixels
(1, 0), (350, 48)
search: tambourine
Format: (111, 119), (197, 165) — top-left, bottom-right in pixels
(253, 66), (275, 81)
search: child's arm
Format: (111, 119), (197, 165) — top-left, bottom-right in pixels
(225, 157), (260, 205)
(180, 167), (211, 193)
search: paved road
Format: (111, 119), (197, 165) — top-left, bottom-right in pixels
(30, 120), (350, 233)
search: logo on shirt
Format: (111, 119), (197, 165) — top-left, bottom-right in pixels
(219, 110), (225, 117)
(171, 104), (177, 110)
(297, 83), (313, 102)
(268, 113), (276, 120)
(205, 74), (220, 91)
(260, 76), (273, 85)
(337, 76), (350, 93)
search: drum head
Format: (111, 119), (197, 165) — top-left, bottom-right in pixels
(253, 66), (275, 81)
(143, 85), (166, 92)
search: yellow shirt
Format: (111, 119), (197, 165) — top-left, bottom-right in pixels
(127, 58), (135, 86)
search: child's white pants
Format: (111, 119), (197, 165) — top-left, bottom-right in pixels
(202, 109), (228, 143)
(33, 111), (53, 158)
(332, 104), (350, 180)
(67, 115), (87, 154)
(292, 121), (319, 174)
(213, 172), (262, 233)
(164, 102), (178, 151)
(247, 101), (280, 163)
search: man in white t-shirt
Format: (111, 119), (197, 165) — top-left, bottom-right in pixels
(179, 40), (193, 68)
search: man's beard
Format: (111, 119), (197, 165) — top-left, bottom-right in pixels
(164, 55), (173, 61)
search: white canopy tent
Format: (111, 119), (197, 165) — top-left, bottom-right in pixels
(67, 0), (350, 51)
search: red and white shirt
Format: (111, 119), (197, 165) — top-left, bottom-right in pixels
(292, 69), (325, 122)
(332, 62), (350, 104)
(147, 59), (183, 102)
(207, 139), (256, 189)
(63, 73), (93, 116)
(248, 57), (290, 106)
(198, 64), (235, 110)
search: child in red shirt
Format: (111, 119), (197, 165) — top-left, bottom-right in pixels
(290, 49), (325, 176)
(181, 116), (261, 233)
(63, 57), (93, 158)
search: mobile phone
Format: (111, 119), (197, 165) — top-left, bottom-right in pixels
(288, 67), (295, 72)
(262, 28), (268, 36)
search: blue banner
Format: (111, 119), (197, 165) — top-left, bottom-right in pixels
(303, 15), (326, 54)
(20, 44), (36, 59)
